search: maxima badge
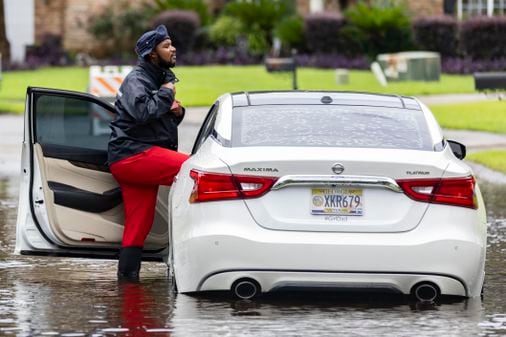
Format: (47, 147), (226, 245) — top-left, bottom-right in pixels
(332, 163), (345, 175)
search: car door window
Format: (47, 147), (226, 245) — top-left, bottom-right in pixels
(192, 102), (219, 154)
(34, 93), (114, 151)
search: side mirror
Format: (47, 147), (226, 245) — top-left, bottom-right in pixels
(447, 140), (466, 160)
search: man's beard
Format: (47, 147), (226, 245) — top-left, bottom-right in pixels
(157, 52), (175, 69)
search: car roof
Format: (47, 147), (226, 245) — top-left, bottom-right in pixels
(230, 91), (421, 110)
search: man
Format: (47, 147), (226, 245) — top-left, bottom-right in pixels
(108, 25), (189, 279)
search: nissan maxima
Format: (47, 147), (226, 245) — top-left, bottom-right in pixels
(16, 89), (486, 302)
(169, 91), (486, 301)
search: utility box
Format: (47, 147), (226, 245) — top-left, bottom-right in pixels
(377, 51), (441, 82)
(335, 68), (349, 84)
(474, 72), (506, 91)
(88, 65), (133, 135)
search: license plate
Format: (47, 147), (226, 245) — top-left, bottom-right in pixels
(311, 187), (364, 216)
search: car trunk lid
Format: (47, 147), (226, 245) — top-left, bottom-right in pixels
(220, 147), (448, 233)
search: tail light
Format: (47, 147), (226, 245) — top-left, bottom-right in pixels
(396, 176), (477, 209)
(189, 169), (277, 203)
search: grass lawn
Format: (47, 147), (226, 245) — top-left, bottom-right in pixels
(467, 150), (506, 174)
(0, 65), (475, 114)
(176, 66), (475, 105)
(0, 67), (89, 113)
(429, 101), (506, 134)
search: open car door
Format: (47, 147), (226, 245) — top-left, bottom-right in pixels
(15, 87), (169, 260)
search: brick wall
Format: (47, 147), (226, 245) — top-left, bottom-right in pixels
(296, 0), (310, 14)
(62, 0), (112, 52)
(403, 0), (444, 16)
(35, 0), (145, 53)
(34, 0), (65, 43)
(207, 0), (226, 16)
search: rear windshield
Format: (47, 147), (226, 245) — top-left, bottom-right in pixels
(232, 105), (433, 150)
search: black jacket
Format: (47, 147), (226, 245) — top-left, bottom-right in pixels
(107, 60), (184, 164)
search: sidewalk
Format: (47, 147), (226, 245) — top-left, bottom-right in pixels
(442, 129), (506, 184)
(417, 93), (491, 106)
(443, 129), (506, 152)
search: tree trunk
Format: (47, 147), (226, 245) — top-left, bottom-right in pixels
(0, 0), (11, 65)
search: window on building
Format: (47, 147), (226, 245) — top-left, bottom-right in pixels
(458, 0), (506, 17)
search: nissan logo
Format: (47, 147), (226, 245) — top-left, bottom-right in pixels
(331, 163), (345, 175)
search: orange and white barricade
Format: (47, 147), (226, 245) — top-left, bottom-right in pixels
(88, 65), (133, 135)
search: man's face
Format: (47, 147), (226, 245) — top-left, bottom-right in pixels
(152, 38), (177, 69)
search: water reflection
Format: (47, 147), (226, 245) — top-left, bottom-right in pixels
(117, 280), (174, 336)
(169, 293), (484, 336)
(0, 179), (13, 260)
(480, 181), (506, 220)
(0, 178), (505, 336)
(478, 182), (506, 336)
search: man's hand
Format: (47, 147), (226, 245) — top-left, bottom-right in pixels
(162, 82), (176, 94)
(171, 100), (184, 117)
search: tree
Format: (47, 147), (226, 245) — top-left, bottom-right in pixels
(0, 0), (10, 65)
(87, 0), (149, 59)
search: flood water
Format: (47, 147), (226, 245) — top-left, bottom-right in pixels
(0, 177), (505, 337)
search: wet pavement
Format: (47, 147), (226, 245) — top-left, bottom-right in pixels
(0, 177), (505, 336)
(0, 112), (505, 336)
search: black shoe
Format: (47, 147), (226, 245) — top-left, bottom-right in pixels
(117, 246), (142, 280)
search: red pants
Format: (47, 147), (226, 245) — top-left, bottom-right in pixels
(110, 146), (189, 247)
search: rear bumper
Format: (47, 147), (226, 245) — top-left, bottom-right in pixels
(174, 234), (485, 297)
(198, 270), (469, 296)
(172, 202), (486, 297)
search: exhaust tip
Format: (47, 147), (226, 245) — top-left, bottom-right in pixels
(232, 278), (261, 300)
(412, 282), (439, 302)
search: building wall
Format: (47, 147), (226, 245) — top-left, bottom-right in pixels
(403, 0), (444, 16)
(35, 0), (143, 53)
(61, 0), (111, 52)
(34, 0), (65, 44)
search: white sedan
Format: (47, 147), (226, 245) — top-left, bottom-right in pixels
(16, 89), (486, 301)
(169, 91), (486, 301)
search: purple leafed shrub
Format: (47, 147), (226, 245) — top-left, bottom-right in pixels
(460, 16), (506, 59)
(303, 13), (348, 53)
(24, 34), (68, 67)
(151, 10), (201, 55)
(177, 47), (262, 66)
(3, 59), (40, 71)
(412, 16), (458, 56)
(163, 50), (368, 69)
(442, 57), (506, 74)
(295, 53), (369, 69)
(109, 52), (503, 74)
